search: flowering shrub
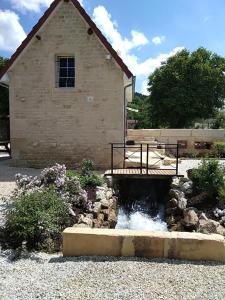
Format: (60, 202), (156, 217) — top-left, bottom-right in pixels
(3, 164), (88, 251)
(4, 187), (71, 251)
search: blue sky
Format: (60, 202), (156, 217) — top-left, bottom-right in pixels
(1, 0), (225, 93)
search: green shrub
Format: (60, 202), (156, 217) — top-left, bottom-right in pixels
(213, 142), (225, 158)
(4, 187), (71, 250)
(78, 172), (105, 189)
(76, 159), (105, 189)
(190, 159), (225, 200)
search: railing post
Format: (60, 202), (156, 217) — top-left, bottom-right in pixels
(140, 143), (143, 174)
(123, 141), (126, 169)
(176, 143), (179, 175)
(111, 143), (114, 174)
(146, 144), (149, 175)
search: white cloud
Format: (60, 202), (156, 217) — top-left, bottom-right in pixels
(152, 35), (166, 45)
(0, 10), (26, 51)
(141, 80), (149, 95)
(93, 6), (183, 78)
(9, 0), (83, 13)
(93, 6), (149, 59)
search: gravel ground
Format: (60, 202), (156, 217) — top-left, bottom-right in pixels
(0, 250), (225, 300)
(1, 155), (225, 299)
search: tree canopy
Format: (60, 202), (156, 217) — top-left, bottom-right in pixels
(127, 92), (149, 128)
(146, 48), (225, 128)
(0, 57), (9, 116)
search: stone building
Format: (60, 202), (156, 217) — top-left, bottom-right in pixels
(0, 0), (134, 168)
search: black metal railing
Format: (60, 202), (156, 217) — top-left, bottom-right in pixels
(110, 142), (179, 175)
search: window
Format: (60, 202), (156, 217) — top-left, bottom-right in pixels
(56, 56), (75, 88)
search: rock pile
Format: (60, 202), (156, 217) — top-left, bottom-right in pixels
(73, 185), (118, 229)
(166, 176), (225, 237)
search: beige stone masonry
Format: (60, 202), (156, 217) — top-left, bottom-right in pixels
(63, 228), (225, 262)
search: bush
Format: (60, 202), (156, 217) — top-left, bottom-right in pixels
(4, 187), (71, 250)
(77, 159), (105, 189)
(190, 159), (225, 200)
(213, 142), (225, 158)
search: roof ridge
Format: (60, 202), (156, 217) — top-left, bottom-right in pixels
(0, 0), (133, 80)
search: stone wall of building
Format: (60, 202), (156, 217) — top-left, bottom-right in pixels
(8, 1), (125, 168)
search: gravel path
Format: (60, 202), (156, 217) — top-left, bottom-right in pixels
(1, 156), (225, 299)
(0, 250), (225, 300)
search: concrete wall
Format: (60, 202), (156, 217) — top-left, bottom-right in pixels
(128, 129), (225, 150)
(8, 1), (125, 168)
(63, 228), (225, 262)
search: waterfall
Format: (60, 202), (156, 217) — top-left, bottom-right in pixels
(116, 207), (168, 231)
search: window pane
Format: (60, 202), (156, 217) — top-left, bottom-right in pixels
(68, 68), (75, 77)
(68, 58), (75, 68)
(60, 67), (67, 77)
(60, 58), (67, 67)
(67, 78), (75, 87)
(59, 78), (67, 87)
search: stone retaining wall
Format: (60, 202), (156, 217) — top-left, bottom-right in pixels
(63, 228), (225, 262)
(128, 129), (225, 153)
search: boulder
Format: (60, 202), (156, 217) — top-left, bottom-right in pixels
(73, 223), (91, 228)
(171, 177), (181, 189)
(177, 197), (187, 210)
(106, 189), (113, 200)
(97, 213), (105, 224)
(197, 219), (225, 236)
(108, 210), (117, 228)
(100, 198), (110, 209)
(78, 215), (93, 227)
(180, 177), (190, 183)
(169, 189), (185, 201)
(166, 215), (176, 226)
(199, 212), (208, 220)
(167, 198), (178, 208)
(181, 181), (193, 195)
(109, 198), (117, 210)
(96, 187), (106, 201)
(93, 202), (102, 217)
(182, 208), (199, 230)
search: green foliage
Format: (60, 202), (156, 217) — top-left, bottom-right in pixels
(4, 187), (71, 250)
(127, 93), (149, 128)
(190, 159), (225, 200)
(147, 48), (225, 128)
(211, 111), (225, 129)
(213, 142), (225, 158)
(0, 57), (9, 116)
(77, 159), (105, 189)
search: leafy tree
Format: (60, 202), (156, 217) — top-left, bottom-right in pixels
(211, 110), (225, 128)
(147, 48), (225, 128)
(127, 92), (149, 128)
(0, 56), (9, 116)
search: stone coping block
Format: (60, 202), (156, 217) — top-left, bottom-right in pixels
(63, 228), (225, 262)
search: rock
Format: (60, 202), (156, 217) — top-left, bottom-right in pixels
(167, 198), (178, 208)
(108, 210), (117, 228)
(69, 207), (76, 217)
(171, 177), (181, 189)
(93, 202), (102, 217)
(189, 192), (209, 206)
(166, 207), (177, 215)
(181, 181), (193, 194)
(97, 213), (105, 224)
(214, 208), (225, 218)
(197, 219), (225, 236)
(199, 212), (208, 220)
(78, 215), (93, 227)
(169, 189), (185, 201)
(182, 208), (199, 230)
(73, 223), (91, 228)
(180, 177), (190, 183)
(93, 219), (101, 228)
(96, 188), (106, 201)
(106, 189), (113, 200)
(101, 209), (109, 221)
(177, 198), (187, 210)
(109, 198), (117, 210)
(100, 198), (110, 209)
(166, 215), (176, 226)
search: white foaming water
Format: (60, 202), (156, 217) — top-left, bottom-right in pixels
(116, 208), (168, 232)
